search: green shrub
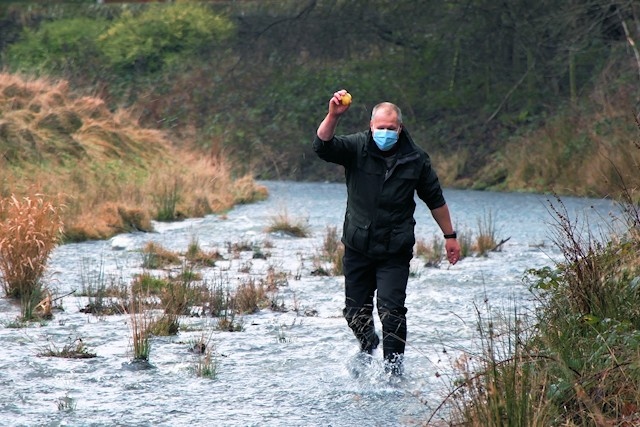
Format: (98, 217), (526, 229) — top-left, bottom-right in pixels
(97, 4), (234, 73)
(6, 17), (108, 75)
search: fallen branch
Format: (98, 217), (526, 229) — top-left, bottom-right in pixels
(492, 237), (511, 252)
(52, 289), (76, 303)
(484, 63), (534, 125)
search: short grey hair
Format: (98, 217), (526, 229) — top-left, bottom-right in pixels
(371, 102), (403, 124)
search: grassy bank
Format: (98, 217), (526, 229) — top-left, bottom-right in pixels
(0, 72), (267, 242)
(433, 149), (640, 424)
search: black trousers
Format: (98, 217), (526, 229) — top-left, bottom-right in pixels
(342, 246), (411, 361)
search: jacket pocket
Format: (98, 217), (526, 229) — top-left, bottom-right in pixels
(343, 211), (371, 252)
(387, 218), (416, 254)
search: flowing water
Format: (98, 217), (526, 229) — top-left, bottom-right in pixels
(0, 181), (620, 427)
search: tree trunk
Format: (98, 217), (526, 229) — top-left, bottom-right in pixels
(569, 49), (577, 105)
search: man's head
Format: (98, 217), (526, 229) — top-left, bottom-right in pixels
(370, 102), (402, 151)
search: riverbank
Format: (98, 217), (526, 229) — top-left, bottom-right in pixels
(0, 72), (267, 242)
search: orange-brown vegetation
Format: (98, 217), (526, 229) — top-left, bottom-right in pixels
(501, 80), (640, 197)
(0, 73), (267, 241)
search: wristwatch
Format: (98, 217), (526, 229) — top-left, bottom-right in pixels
(443, 231), (457, 239)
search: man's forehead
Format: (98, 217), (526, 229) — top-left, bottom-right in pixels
(372, 109), (399, 122)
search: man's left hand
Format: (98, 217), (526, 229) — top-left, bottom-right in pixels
(445, 239), (461, 265)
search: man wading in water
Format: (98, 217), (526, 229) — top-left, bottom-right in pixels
(313, 89), (461, 375)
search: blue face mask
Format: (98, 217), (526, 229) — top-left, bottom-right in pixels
(372, 129), (399, 151)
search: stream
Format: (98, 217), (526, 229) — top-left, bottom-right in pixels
(0, 181), (619, 427)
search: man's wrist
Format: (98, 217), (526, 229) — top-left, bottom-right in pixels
(443, 231), (457, 239)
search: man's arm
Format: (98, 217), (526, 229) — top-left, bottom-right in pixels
(317, 113), (341, 141)
(431, 203), (461, 265)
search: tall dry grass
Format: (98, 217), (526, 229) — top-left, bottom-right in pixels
(0, 193), (63, 319)
(501, 73), (640, 197)
(312, 226), (344, 275)
(0, 72), (267, 242)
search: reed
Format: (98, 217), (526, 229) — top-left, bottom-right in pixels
(264, 265), (289, 292)
(215, 313), (243, 332)
(57, 394), (77, 412)
(194, 347), (217, 379)
(127, 295), (152, 361)
(0, 193), (63, 320)
(131, 272), (170, 295)
(77, 257), (129, 315)
(205, 274), (233, 317)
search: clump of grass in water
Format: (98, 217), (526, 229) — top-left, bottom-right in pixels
(263, 265), (289, 291)
(194, 346), (217, 378)
(78, 257), (128, 315)
(199, 274), (243, 331)
(38, 337), (97, 359)
(204, 274), (233, 317)
(148, 313), (180, 336)
(189, 332), (218, 379)
(158, 267), (201, 317)
(0, 193), (63, 321)
(457, 227), (474, 259)
(266, 209), (310, 237)
(216, 314), (243, 332)
(311, 226), (344, 276)
(185, 235), (221, 267)
(233, 277), (269, 314)
(57, 393), (77, 412)
(415, 236), (444, 267)
(127, 296), (152, 363)
(141, 241), (181, 269)
(474, 209), (499, 256)
(131, 272), (171, 296)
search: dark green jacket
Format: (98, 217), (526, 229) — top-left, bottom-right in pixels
(313, 128), (446, 258)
